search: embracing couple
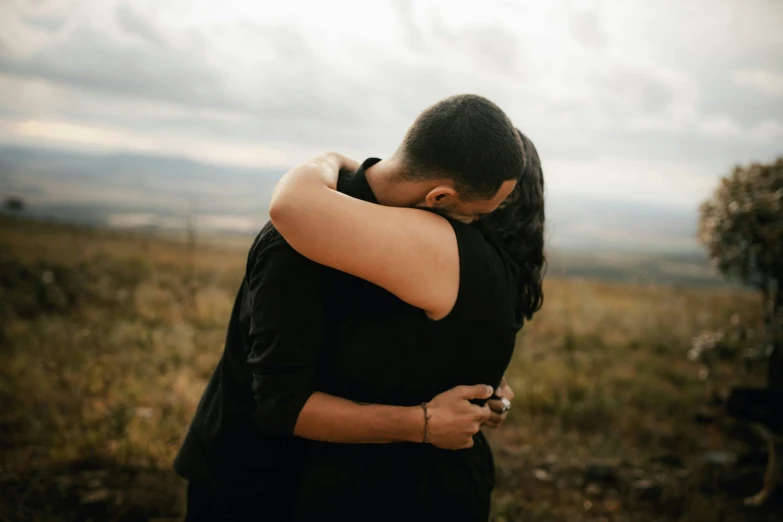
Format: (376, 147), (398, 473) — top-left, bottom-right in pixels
(174, 94), (546, 521)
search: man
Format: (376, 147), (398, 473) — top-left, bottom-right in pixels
(174, 94), (525, 520)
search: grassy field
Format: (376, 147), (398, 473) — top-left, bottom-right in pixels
(0, 216), (779, 521)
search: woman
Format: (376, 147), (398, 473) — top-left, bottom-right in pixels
(270, 130), (545, 520)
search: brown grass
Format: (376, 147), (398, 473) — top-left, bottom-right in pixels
(0, 216), (778, 521)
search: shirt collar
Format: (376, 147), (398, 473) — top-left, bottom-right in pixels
(337, 157), (381, 204)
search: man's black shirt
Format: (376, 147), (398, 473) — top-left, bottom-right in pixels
(173, 159), (384, 515)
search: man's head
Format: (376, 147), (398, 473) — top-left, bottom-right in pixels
(389, 94), (526, 223)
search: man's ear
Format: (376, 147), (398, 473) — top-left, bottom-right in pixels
(424, 185), (458, 208)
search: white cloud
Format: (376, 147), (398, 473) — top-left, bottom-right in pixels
(545, 157), (716, 210)
(732, 68), (783, 97)
(14, 120), (156, 150)
(5, 118), (292, 168)
(697, 114), (743, 136)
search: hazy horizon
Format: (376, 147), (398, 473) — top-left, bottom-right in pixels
(2, 142), (707, 255)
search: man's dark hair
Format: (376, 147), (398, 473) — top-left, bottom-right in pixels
(397, 94), (526, 198)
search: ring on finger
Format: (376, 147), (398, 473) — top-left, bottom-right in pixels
(498, 397), (511, 414)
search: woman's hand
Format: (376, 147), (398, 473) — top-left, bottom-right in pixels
(319, 152), (360, 189)
(423, 384), (493, 449)
(277, 152), (359, 194)
(333, 152), (360, 175)
(484, 376), (514, 429)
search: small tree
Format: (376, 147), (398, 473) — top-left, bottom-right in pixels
(3, 196), (25, 215)
(698, 157), (783, 390)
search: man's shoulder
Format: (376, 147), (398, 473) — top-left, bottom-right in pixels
(248, 221), (324, 272)
(251, 221), (289, 254)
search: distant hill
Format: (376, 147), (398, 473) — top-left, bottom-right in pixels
(1, 144), (725, 286)
(546, 248), (733, 288)
(0, 144), (279, 232)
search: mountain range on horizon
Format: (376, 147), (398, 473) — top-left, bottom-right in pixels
(0, 143), (703, 255)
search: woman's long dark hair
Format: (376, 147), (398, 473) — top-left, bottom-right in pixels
(475, 129), (546, 321)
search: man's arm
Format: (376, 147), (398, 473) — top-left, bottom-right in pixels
(295, 385), (494, 449)
(247, 240), (493, 449)
(244, 240), (325, 436)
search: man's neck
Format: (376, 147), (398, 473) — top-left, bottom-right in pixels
(364, 158), (430, 208)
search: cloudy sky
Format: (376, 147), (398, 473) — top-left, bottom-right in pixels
(1, 0), (782, 216)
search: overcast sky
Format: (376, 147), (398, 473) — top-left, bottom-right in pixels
(1, 0), (782, 212)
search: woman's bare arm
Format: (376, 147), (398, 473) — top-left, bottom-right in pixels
(269, 153), (459, 319)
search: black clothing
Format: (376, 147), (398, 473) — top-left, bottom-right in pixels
(175, 158), (522, 521)
(173, 159), (383, 516)
(290, 163), (522, 521)
(174, 223), (334, 514)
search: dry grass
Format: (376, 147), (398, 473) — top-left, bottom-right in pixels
(0, 216), (779, 521)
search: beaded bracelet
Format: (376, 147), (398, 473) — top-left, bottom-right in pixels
(419, 403), (432, 444)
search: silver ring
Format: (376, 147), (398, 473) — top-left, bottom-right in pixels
(498, 397), (511, 414)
